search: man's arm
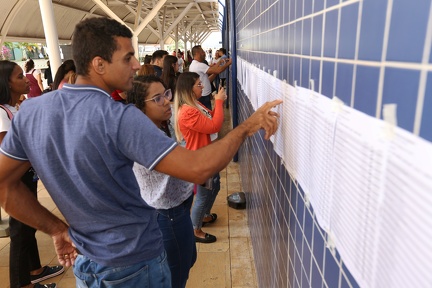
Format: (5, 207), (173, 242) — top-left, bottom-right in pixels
(0, 154), (77, 266)
(155, 99), (282, 183)
(206, 58), (232, 75)
(208, 73), (217, 82)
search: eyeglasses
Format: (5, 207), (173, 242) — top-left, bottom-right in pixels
(144, 89), (172, 105)
(195, 82), (204, 88)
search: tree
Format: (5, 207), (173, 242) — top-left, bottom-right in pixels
(0, 42), (14, 60)
(1, 46), (12, 60)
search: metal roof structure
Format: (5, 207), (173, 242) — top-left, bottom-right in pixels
(0, 0), (222, 46)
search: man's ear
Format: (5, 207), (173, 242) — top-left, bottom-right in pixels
(91, 56), (105, 75)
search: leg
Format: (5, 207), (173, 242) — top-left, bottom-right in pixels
(220, 78), (226, 88)
(9, 217), (39, 288)
(191, 185), (211, 231)
(215, 75), (220, 91)
(203, 173), (220, 217)
(191, 173), (220, 243)
(9, 171), (41, 288)
(157, 194), (196, 288)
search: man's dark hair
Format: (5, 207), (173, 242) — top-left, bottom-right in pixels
(219, 48), (227, 55)
(144, 54), (152, 64)
(151, 50), (168, 61)
(72, 17), (133, 76)
(191, 45), (202, 57)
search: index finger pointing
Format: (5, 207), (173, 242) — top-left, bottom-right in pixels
(264, 99), (283, 111)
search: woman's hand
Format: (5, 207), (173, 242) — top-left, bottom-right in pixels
(214, 86), (227, 101)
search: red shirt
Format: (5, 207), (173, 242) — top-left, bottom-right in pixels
(111, 90), (124, 102)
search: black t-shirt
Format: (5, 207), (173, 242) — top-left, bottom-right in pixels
(44, 68), (53, 85)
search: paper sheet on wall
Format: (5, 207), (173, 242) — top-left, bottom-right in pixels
(282, 83), (298, 174)
(243, 62), (249, 97)
(373, 127), (432, 288)
(267, 76), (284, 157)
(290, 86), (313, 193)
(257, 70), (271, 108)
(249, 65), (259, 110)
(237, 58), (243, 88)
(302, 88), (338, 230)
(237, 57), (432, 288)
(329, 106), (388, 287)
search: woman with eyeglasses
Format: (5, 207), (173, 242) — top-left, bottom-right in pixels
(173, 72), (227, 244)
(127, 75), (196, 288)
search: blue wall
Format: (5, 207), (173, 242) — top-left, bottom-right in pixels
(230, 0), (432, 287)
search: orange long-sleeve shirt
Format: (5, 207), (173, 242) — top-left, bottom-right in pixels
(178, 99), (224, 151)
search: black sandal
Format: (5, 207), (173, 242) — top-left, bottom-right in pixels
(195, 233), (217, 243)
(202, 213), (217, 226)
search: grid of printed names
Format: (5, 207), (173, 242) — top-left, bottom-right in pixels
(237, 57), (432, 288)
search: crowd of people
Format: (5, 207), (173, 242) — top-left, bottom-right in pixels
(0, 17), (282, 288)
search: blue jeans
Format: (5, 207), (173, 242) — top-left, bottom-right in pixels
(157, 194), (196, 288)
(73, 251), (171, 288)
(191, 173), (221, 229)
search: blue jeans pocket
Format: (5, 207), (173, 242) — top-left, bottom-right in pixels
(74, 252), (170, 288)
(101, 265), (148, 287)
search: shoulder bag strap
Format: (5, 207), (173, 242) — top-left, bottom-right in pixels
(0, 105), (13, 120)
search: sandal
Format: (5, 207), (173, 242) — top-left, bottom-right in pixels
(195, 233), (217, 243)
(202, 213), (217, 226)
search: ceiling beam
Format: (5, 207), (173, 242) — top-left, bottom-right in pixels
(163, 2), (194, 40)
(0, 0), (29, 47)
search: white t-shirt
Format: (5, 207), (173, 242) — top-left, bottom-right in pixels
(177, 57), (184, 73)
(189, 60), (212, 96)
(209, 58), (221, 66)
(33, 69), (41, 77)
(27, 69), (42, 77)
(0, 104), (17, 133)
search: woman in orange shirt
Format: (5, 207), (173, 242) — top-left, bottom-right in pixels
(174, 72), (227, 243)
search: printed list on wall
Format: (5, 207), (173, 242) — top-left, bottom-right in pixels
(237, 57), (432, 288)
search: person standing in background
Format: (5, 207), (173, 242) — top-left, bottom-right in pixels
(188, 45), (232, 110)
(161, 55), (179, 95)
(137, 64), (156, 76)
(209, 50), (221, 91)
(24, 59), (43, 98)
(43, 61), (53, 90)
(177, 52), (184, 74)
(143, 54), (152, 64)
(52, 60), (76, 90)
(186, 50), (192, 66)
(174, 72), (228, 244)
(218, 48), (228, 88)
(151, 50), (168, 77)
